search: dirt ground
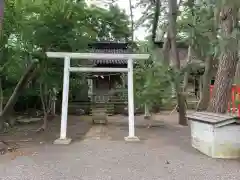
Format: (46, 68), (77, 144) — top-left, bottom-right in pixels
(0, 112), (239, 180)
(0, 115), (92, 148)
(0, 111), (181, 147)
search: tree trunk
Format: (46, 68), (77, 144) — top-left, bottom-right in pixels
(234, 61), (240, 85)
(197, 56), (213, 110)
(199, 76), (203, 100)
(161, 0), (182, 66)
(162, 34), (171, 66)
(151, 0), (160, 43)
(183, 45), (192, 92)
(0, 61), (38, 126)
(50, 88), (57, 116)
(168, 0), (187, 125)
(129, 0), (134, 42)
(207, 5), (239, 113)
(38, 82), (48, 131)
(183, 0), (195, 92)
(0, 78), (3, 113)
(144, 103), (150, 119)
(0, 0), (4, 30)
(163, 0), (183, 98)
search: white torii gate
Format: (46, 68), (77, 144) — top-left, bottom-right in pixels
(46, 52), (149, 144)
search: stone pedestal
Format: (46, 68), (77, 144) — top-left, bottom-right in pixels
(92, 107), (108, 125)
(124, 136), (140, 142)
(53, 138), (72, 145)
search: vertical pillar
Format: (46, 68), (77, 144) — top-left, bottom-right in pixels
(144, 103), (150, 119)
(125, 58), (139, 141)
(87, 79), (93, 97)
(171, 82), (175, 97)
(51, 88), (57, 116)
(54, 56), (72, 145)
(199, 76), (203, 99)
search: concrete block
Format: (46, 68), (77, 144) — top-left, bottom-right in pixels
(53, 138), (72, 145)
(124, 136), (140, 142)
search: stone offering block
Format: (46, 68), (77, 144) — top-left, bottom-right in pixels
(187, 111), (240, 159)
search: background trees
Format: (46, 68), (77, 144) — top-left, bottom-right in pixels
(0, 0), (239, 130)
(134, 0), (239, 123)
(0, 0), (131, 129)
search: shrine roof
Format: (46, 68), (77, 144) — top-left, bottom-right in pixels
(88, 42), (134, 65)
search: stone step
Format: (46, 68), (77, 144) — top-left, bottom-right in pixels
(92, 109), (106, 113)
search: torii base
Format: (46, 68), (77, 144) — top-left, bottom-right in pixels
(53, 138), (72, 145)
(124, 136), (140, 142)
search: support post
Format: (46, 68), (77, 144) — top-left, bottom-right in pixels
(54, 56), (72, 145)
(144, 103), (151, 119)
(125, 58), (139, 142)
(87, 79), (93, 97)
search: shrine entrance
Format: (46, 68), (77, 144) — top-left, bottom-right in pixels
(46, 52), (149, 144)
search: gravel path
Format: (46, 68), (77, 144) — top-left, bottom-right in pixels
(0, 114), (239, 180)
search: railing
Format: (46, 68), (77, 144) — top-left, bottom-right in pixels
(210, 85), (240, 116)
(91, 94), (111, 103)
(91, 89), (128, 103)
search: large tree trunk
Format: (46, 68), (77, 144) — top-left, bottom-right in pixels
(183, 45), (192, 92)
(207, 5), (239, 113)
(0, 78), (3, 113)
(162, 33), (171, 66)
(144, 0), (161, 119)
(196, 56), (214, 110)
(38, 82), (48, 132)
(0, 0), (4, 30)
(0, 61), (38, 127)
(234, 61), (240, 85)
(152, 0), (160, 43)
(168, 0), (187, 125)
(183, 0), (194, 92)
(0, 0), (4, 113)
(129, 0), (134, 42)
(164, 0), (184, 98)
(161, 0), (182, 66)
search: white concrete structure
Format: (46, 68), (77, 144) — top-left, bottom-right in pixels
(46, 52), (149, 144)
(188, 112), (240, 159)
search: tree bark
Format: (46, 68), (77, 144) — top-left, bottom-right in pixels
(183, 0), (194, 92)
(183, 45), (192, 92)
(234, 61), (240, 85)
(196, 56), (213, 110)
(162, 34), (171, 66)
(0, 78), (3, 113)
(168, 0), (187, 125)
(0, 0), (4, 31)
(163, 0), (183, 98)
(38, 82), (48, 132)
(129, 0), (134, 42)
(152, 0), (161, 43)
(207, 5), (239, 113)
(161, 0), (183, 66)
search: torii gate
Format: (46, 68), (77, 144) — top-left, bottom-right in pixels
(46, 52), (149, 144)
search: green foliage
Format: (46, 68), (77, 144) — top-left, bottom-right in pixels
(178, 1), (218, 59)
(134, 0), (168, 37)
(134, 52), (173, 110)
(0, 0), (131, 110)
